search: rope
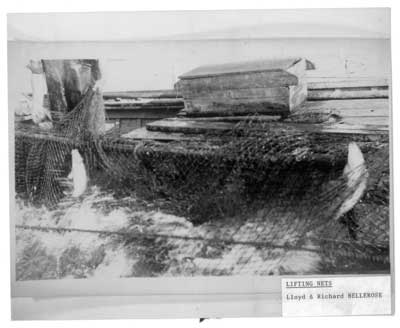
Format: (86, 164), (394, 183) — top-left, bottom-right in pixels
(15, 224), (320, 253)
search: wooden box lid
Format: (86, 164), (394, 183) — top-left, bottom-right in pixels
(179, 57), (315, 80)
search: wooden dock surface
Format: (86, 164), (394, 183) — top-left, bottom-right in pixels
(20, 75), (389, 141)
(126, 74), (390, 140)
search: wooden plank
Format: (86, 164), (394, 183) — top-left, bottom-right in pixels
(307, 77), (389, 89)
(186, 95), (289, 107)
(308, 87), (388, 100)
(321, 123), (388, 135)
(304, 107), (388, 118)
(290, 122), (389, 135)
(300, 99), (390, 117)
(286, 122), (388, 134)
(146, 117), (388, 136)
(122, 126), (200, 141)
(177, 115), (281, 122)
(321, 128), (388, 136)
(303, 98), (389, 110)
(146, 118), (239, 135)
(103, 89), (181, 99)
(339, 116), (389, 126)
(184, 98), (289, 116)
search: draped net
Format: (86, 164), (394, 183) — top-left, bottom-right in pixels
(14, 84), (390, 278)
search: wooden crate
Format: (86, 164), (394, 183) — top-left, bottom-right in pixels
(175, 57), (314, 116)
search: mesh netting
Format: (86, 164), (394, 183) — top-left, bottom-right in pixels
(14, 86), (390, 277)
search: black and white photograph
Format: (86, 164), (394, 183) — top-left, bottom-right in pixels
(7, 7), (393, 318)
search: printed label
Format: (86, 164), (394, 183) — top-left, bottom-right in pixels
(282, 276), (391, 316)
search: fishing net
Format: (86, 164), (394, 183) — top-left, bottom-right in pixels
(14, 80), (390, 278)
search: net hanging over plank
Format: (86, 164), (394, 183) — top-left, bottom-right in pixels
(14, 60), (390, 277)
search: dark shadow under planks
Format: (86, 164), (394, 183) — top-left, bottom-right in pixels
(105, 107), (182, 120)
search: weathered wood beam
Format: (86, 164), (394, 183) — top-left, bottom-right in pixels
(103, 89), (181, 99)
(339, 116), (389, 126)
(290, 98), (390, 127)
(307, 77), (389, 89)
(308, 87), (388, 100)
(146, 118), (240, 135)
(122, 127), (202, 141)
(296, 99), (390, 118)
(146, 117), (389, 136)
(176, 115), (281, 122)
(182, 97), (289, 116)
(301, 98), (389, 112)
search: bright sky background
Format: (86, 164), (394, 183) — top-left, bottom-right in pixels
(8, 8), (390, 41)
